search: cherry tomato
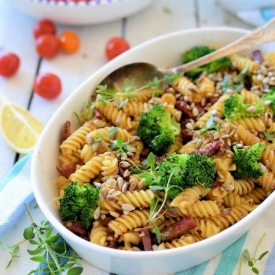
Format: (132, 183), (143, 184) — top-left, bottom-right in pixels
(0, 52), (20, 77)
(35, 34), (60, 59)
(34, 73), (62, 99)
(33, 19), (56, 39)
(105, 36), (130, 61)
(58, 30), (80, 54)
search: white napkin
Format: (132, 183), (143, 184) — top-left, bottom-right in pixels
(0, 154), (275, 275)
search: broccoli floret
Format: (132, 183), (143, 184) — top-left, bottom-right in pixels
(154, 153), (216, 198)
(233, 143), (265, 179)
(182, 46), (214, 63)
(137, 104), (180, 156)
(181, 153), (216, 188)
(224, 94), (265, 120)
(182, 45), (232, 78)
(59, 182), (100, 228)
(261, 87), (275, 114)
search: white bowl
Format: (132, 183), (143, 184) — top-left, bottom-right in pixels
(7, 0), (154, 25)
(31, 27), (275, 275)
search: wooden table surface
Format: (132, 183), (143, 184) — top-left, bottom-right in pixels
(0, 0), (264, 274)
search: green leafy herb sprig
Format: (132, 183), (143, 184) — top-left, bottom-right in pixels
(74, 100), (95, 125)
(148, 166), (181, 243)
(138, 152), (181, 243)
(197, 111), (220, 135)
(90, 127), (136, 157)
(0, 204), (83, 275)
(96, 75), (181, 108)
(241, 233), (269, 274)
(219, 67), (248, 94)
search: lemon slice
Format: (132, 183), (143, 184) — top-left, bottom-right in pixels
(0, 95), (44, 154)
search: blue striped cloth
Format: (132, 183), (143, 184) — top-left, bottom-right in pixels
(0, 154), (275, 275)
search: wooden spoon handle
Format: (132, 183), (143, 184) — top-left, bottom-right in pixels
(171, 18), (275, 74)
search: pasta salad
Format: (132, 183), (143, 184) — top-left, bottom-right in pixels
(55, 46), (275, 251)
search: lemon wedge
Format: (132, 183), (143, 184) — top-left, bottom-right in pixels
(0, 95), (44, 154)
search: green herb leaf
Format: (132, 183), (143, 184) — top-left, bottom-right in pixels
(67, 266), (84, 275)
(30, 256), (45, 262)
(27, 247), (43, 255)
(154, 224), (161, 244)
(108, 127), (118, 136)
(23, 226), (35, 240)
(243, 249), (250, 259)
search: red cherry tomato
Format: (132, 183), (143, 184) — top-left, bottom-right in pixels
(34, 73), (62, 99)
(58, 30), (80, 54)
(105, 37), (130, 61)
(0, 52), (20, 77)
(35, 34), (60, 59)
(33, 19), (56, 39)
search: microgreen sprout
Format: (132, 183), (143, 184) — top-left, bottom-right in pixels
(148, 166), (181, 243)
(91, 127), (136, 157)
(95, 75), (181, 108)
(242, 233), (268, 274)
(74, 100), (95, 124)
(197, 111), (220, 135)
(219, 68), (247, 94)
(138, 152), (164, 186)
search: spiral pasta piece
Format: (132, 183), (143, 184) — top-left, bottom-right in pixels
(163, 234), (201, 249)
(108, 210), (150, 237)
(172, 76), (202, 103)
(197, 75), (215, 97)
(193, 218), (221, 238)
(208, 203), (257, 231)
(69, 154), (105, 185)
(178, 200), (220, 217)
(229, 117), (265, 133)
(171, 185), (208, 209)
(232, 124), (261, 146)
(261, 145), (275, 172)
(222, 192), (248, 208)
(95, 102), (135, 130)
(231, 179), (255, 195)
(242, 188), (269, 204)
(195, 94), (229, 129)
(59, 152), (81, 166)
(60, 122), (98, 155)
(101, 154), (119, 178)
(257, 170), (275, 191)
(231, 54), (260, 73)
(122, 101), (152, 117)
(90, 225), (108, 246)
(118, 190), (155, 209)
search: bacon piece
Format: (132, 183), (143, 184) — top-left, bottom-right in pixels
(93, 108), (104, 120)
(61, 120), (71, 143)
(56, 160), (82, 178)
(191, 140), (221, 156)
(66, 221), (88, 239)
(175, 101), (193, 118)
(160, 216), (197, 241)
(99, 217), (112, 227)
(141, 228), (153, 251)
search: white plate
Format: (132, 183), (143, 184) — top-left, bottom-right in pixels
(7, 0), (154, 25)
